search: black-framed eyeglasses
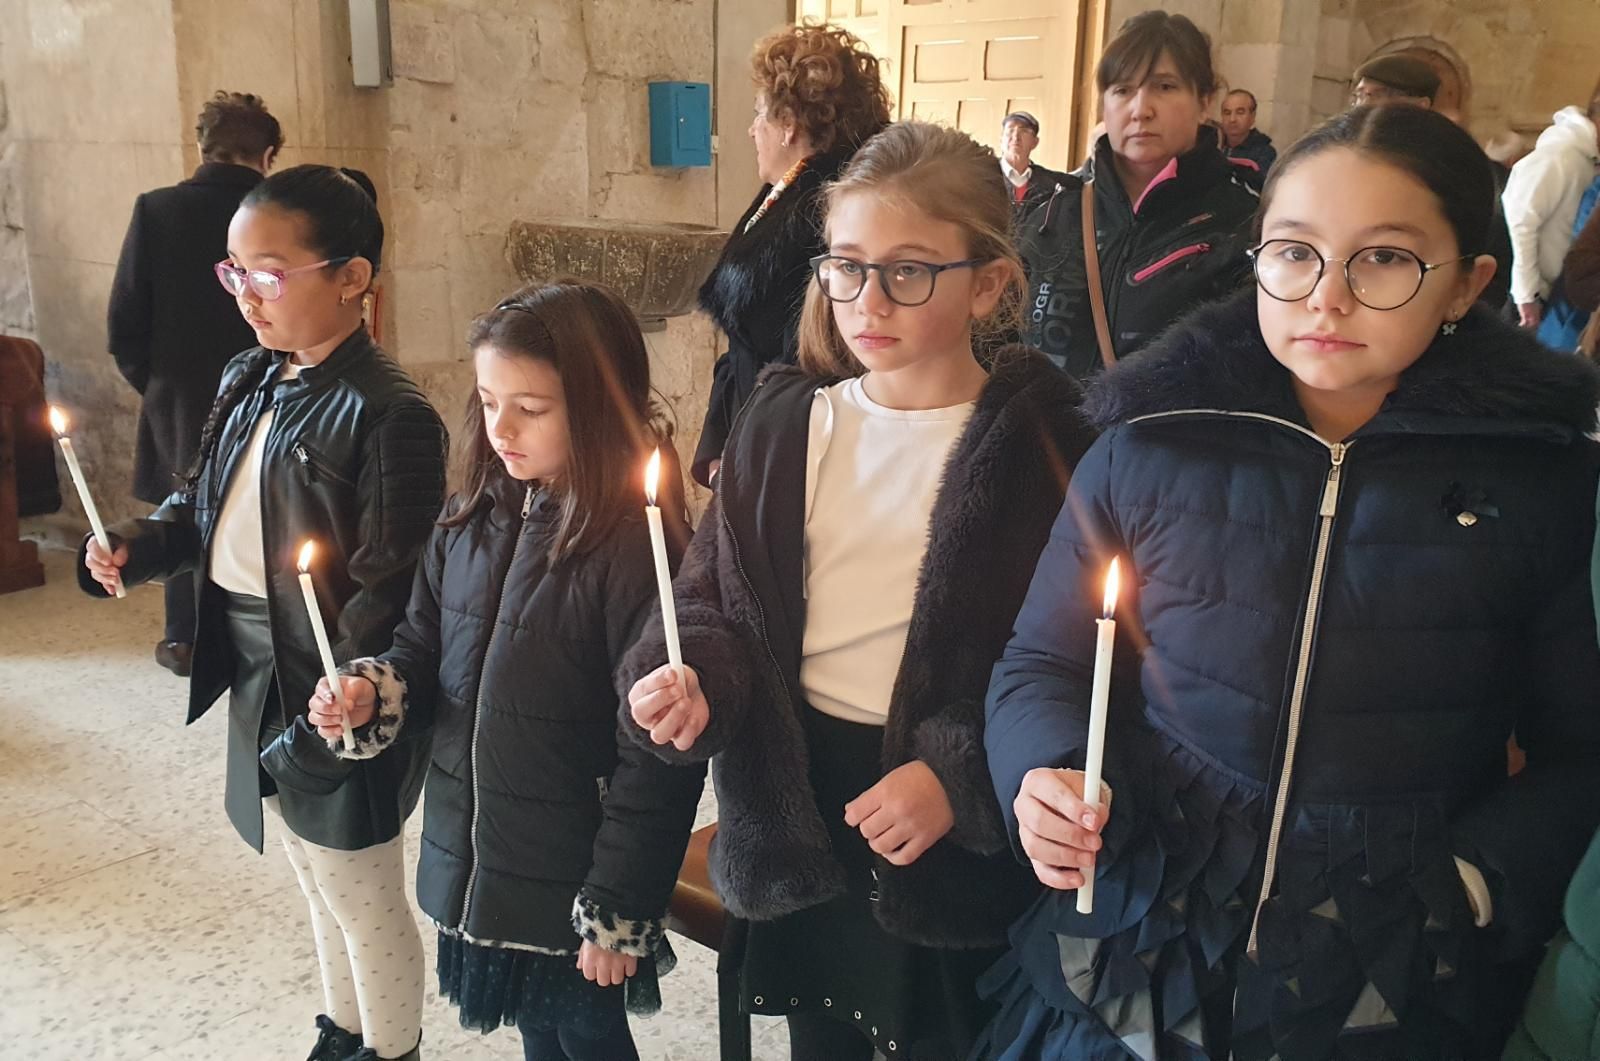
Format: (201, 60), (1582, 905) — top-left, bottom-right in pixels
(809, 254), (986, 307)
(1248, 239), (1471, 311)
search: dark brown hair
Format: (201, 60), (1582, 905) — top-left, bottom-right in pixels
(752, 23), (893, 155)
(196, 91), (283, 163)
(1258, 105), (1496, 260)
(1097, 11), (1217, 99)
(444, 281), (677, 565)
(796, 121), (1025, 377)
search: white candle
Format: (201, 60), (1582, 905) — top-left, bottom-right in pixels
(1077, 557), (1120, 915)
(50, 406), (125, 599)
(297, 541), (355, 752)
(643, 448), (684, 683)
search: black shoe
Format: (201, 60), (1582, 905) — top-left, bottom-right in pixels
(346, 1038), (420, 1061)
(305, 1015), (361, 1061)
(154, 640), (193, 677)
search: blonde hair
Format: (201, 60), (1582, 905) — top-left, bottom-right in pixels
(797, 121), (1027, 377)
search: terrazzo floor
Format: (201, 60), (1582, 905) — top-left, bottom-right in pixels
(0, 547), (791, 1060)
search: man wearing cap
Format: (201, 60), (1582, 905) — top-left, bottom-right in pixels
(1001, 111), (1069, 221)
(1351, 55), (1441, 108)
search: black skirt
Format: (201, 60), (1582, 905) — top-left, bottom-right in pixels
(437, 929), (674, 1038)
(739, 706), (1003, 1061)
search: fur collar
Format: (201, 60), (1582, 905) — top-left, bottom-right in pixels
(696, 146), (854, 337)
(1083, 289), (1600, 436)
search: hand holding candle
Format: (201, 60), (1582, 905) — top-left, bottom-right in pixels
(50, 406), (125, 599)
(643, 448), (684, 683)
(297, 541), (355, 753)
(1077, 557), (1120, 915)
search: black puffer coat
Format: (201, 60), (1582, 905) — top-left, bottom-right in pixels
(691, 145), (856, 485)
(79, 328), (448, 851)
(347, 476), (705, 954)
(1019, 132), (1258, 381)
(619, 352), (1098, 949)
(980, 292), (1600, 1060)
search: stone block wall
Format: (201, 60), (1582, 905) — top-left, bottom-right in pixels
(6, 0), (730, 539)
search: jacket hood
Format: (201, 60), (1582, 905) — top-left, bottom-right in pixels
(1537, 107), (1599, 159)
(1083, 289), (1600, 436)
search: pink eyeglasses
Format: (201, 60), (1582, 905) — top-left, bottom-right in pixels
(214, 256), (353, 302)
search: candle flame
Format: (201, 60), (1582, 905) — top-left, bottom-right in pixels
(297, 540), (316, 573)
(48, 405), (67, 435)
(644, 447), (661, 506)
(1103, 558), (1121, 619)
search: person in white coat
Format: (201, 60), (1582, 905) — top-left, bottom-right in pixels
(1502, 98), (1600, 328)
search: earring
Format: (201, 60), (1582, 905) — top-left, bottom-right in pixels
(1441, 317), (1458, 336)
(340, 294), (349, 306)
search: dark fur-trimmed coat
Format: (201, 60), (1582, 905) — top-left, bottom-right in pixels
(619, 351), (1098, 948)
(690, 145), (855, 485)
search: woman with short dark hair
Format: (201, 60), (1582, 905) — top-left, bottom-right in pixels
(1018, 12), (1258, 382)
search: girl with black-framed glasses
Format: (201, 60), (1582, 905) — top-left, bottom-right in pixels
(981, 103), (1600, 1060)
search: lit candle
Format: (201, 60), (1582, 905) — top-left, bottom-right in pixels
(296, 541), (355, 753)
(49, 406), (125, 599)
(1077, 557), (1120, 915)
(643, 448), (684, 683)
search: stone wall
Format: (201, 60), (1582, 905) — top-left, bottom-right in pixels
(1109, 0), (1600, 151)
(7, 0), (732, 539)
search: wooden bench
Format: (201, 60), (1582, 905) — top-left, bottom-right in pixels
(668, 823), (751, 1061)
(0, 336), (48, 595)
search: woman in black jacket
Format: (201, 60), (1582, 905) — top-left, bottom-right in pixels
(1019, 12), (1257, 381)
(83, 167), (447, 1061)
(624, 122), (1099, 1061)
(308, 282), (705, 1061)
(980, 105), (1600, 1060)
(691, 22), (890, 486)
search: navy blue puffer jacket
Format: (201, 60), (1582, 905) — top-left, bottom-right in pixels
(980, 292), (1600, 1061)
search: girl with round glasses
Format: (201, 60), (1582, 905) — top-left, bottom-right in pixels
(980, 104), (1600, 1059)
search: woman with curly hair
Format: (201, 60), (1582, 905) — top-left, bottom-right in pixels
(690, 22), (891, 487)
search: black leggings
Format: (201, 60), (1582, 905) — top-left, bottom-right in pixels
(787, 1010), (875, 1061)
(519, 1018), (639, 1061)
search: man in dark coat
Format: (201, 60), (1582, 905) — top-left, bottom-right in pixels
(1220, 89), (1276, 189)
(107, 91), (281, 675)
(1001, 111), (1071, 222)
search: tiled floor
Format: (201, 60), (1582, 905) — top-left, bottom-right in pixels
(0, 548), (790, 1060)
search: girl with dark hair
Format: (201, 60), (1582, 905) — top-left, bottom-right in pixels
(624, 121), (1098, 1061)
(82, 164), (447, 1061)
(1018, 11), (1259, 382)
(304, 281), (705, 1061)
(981, 104), (1600, 1059)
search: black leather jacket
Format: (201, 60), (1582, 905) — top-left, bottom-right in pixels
(80, 327), (448, 849)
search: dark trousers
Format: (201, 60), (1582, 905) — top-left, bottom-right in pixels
(519, 1017), (639, 1061)
(163, 573), (196, 643)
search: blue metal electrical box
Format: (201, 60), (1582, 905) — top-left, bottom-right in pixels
(648, 81), (712, 168)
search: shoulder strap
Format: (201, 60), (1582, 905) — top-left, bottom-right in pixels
(1081, 181), (1117, 369)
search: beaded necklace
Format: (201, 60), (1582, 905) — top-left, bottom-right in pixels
(743, 156), (811, 234)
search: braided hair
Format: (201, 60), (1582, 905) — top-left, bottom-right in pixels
(181, 166), (382, 500)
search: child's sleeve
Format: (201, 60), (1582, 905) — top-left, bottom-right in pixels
(577, 522), (707, 954)
(331, 398), (448, 663)
(74, 493), (202, 598)
(334, 511), (450, 759)
(985, 431), (1141, 864)
(615, 488), (769, 764)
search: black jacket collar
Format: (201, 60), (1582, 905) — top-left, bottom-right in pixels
(254, 326), (379, 401)
(1084, 289), (1600, 439)
(1093, 130), (1239, 217)
(186, 162), (264, 190)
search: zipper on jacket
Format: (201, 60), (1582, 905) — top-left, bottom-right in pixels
(1246, 439), (1345, 956)
(458, 483), (534, 932)
(292, 442), (354, 487)
(1126, 410), (1351, 958)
